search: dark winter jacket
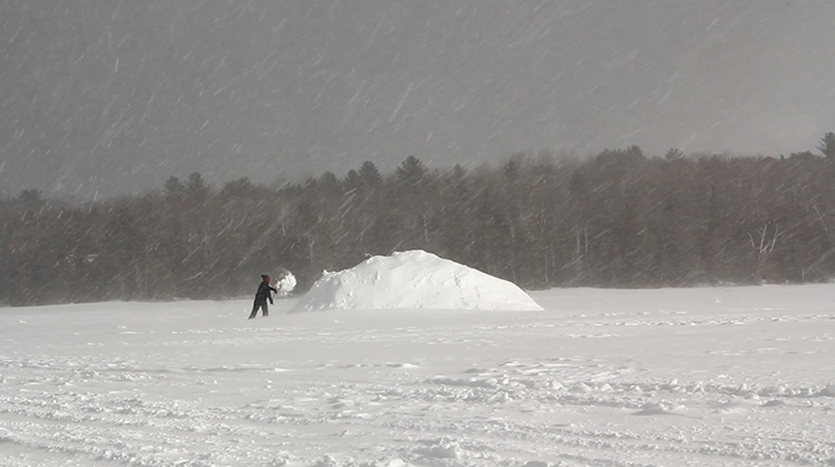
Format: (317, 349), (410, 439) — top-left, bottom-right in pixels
(254, 281), (278, 304)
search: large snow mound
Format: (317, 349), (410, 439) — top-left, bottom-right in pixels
(290, 250), (543, 312)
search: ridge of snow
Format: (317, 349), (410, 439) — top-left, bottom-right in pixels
(290, 250), (543, 312)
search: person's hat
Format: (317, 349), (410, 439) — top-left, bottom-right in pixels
(261, 274), (270, 280)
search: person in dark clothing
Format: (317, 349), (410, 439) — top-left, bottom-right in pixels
(248, 274), (278, 319)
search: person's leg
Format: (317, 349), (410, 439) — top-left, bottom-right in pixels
(262, 302), (269, 317)
(248, 300), (260, 319)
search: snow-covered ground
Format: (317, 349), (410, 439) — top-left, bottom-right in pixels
(2, 285), (835, 466)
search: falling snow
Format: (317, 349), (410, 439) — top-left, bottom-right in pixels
(1, 1), (835, 199)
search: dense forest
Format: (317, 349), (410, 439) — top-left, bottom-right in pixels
(3, 133), (835, 306)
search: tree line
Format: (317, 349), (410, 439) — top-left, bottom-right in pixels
(3, 133), (835, 306)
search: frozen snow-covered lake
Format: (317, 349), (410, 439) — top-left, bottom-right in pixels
(1, 285), (834, 466)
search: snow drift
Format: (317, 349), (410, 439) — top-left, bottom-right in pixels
(290, 250), (543, 312)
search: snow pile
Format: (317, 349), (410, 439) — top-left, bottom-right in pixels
(290, 250), (543, 312)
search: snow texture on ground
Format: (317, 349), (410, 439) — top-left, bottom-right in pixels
(1, 285), (835, 466)
(291, 250), (544, 312)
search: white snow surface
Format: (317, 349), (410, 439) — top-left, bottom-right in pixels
(291, 250), (544, 312)
(2, 284), (835, 466)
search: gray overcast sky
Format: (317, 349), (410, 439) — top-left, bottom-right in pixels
(2, 0), (835, 199)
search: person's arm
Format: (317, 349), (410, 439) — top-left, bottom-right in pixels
(268, 285), (277, 304)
